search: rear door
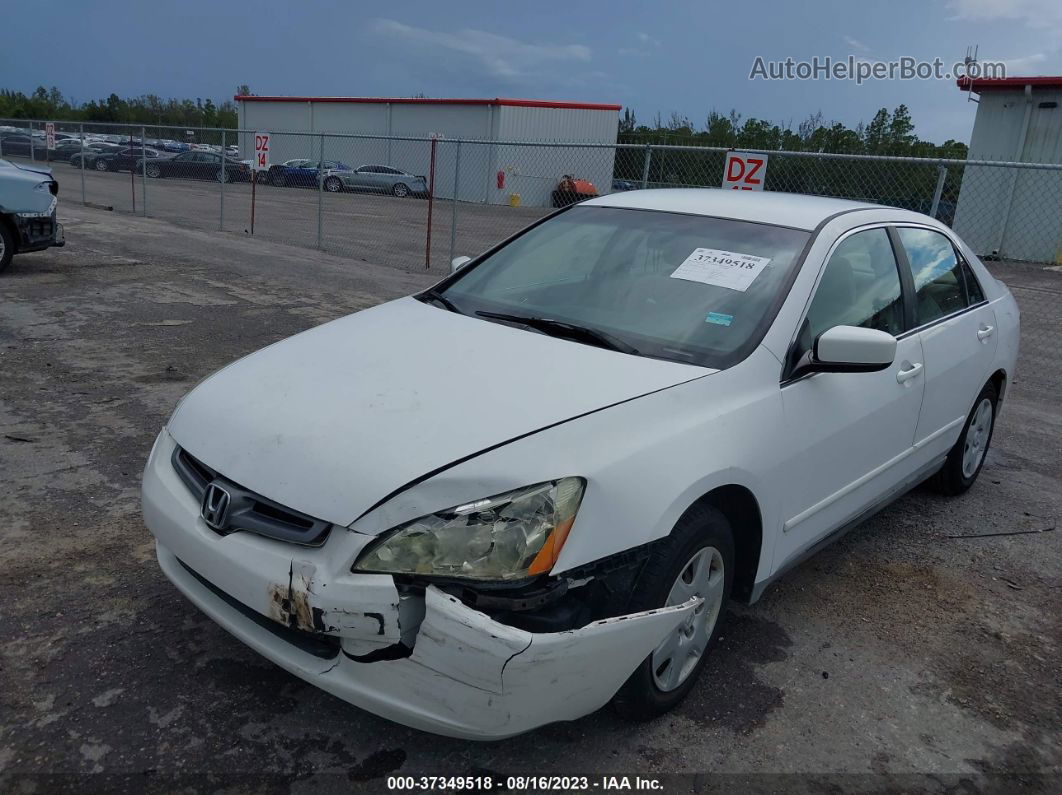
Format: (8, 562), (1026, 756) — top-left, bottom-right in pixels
(893, 226), (998, 461)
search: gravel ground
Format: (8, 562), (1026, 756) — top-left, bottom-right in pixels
(0, 202), (1059, 793)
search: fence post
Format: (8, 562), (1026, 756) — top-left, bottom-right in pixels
(219, 129), (226, 230)
(317, 133), (324, 249)
(29, 121), (35, 162)
(79, 123), (86, 205)
(140, 125), (148, 216)
(641, 144), (652, 189)
(930, 164), (947, 220)
(449, 139), (461, 264)
(425, 136), (438, 269)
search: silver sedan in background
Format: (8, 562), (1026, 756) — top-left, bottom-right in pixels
(321, 164), (428, 197)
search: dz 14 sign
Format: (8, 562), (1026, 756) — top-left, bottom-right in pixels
(253, 132), (271, 171)
(722, 151), (768, 191)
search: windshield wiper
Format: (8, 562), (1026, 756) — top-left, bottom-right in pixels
(418, 289), (461, 314)
(475, 310), (640, 355)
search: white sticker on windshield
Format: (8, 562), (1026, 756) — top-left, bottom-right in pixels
(670, 248), (772, 292)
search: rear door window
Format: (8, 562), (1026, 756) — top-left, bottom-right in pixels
(897, 228), (968, 326)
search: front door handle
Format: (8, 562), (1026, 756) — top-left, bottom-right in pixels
(977, 324), (995, 341)
(896, 362), (924, 384)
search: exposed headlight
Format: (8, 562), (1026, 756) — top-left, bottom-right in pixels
(353, 477), (585, 581)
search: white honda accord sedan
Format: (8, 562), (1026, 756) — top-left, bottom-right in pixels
(142, 189), (1019, 739)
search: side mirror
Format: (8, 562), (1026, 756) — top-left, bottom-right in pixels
(451, 256), (472, 274)
(792, 325), (897, 378)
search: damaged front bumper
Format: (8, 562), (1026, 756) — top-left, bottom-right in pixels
(14, 210), (64, 252)
(143, 430), (698, 739)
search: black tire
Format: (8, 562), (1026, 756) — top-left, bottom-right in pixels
(94, 159), (109, 172)
(930, 381), (998, 495)
(270, 169), (287, 187)
(324, 176), (343, 193)
(0, 220), (14, 275)
(392, 182), (410, 198)
(216, 169), (230, 183)
(613, 503), (734, 721)
(145, 163), (162, 178)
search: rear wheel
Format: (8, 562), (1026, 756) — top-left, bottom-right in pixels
(270, 169), (287, 187)
(931, 381), (998, 495)
(324, 176), (343, 193)
(216, 169), (230, 183)
(95, 159), (109, 172)
(613, 503), (734, 720)
(392, 182), (410, 198)
(145, 163), (162, 178)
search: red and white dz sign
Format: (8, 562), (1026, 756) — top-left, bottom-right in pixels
(722, 151), (768, 191)
(253, 132), (271, 171)
(45, 122), (55, 150)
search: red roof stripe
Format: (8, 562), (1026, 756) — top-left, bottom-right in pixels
(234, 95), (622, 111)
(957, 76), (1062, 92)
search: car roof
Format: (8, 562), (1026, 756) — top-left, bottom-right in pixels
(582, 188), (887, 231)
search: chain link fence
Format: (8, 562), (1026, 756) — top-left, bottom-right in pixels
(2, 118), (1060, 273)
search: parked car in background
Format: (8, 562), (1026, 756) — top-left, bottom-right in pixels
(612, 179), (636, 192)
(0, 158), (65, 273)
(265, 159), (352, 188)
(94, 147), (166, 173)
(141, 149), (251, 182)
(321, 164), (427, 197)
(68, 142), (123, 168)
(156, 140), (191, 153)
(0, 134), (49, 161)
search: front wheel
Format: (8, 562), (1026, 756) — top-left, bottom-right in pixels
(324, 176), (343, 193)
(0, 220), (14, 274)
(216, 169), (230, 183)
(613, 503), (734, 720)
(270, 170), (287, 187)
(931, 381), (998, 495)
(95, 159), (109, 171)
(392, 182), (410, 198)
(145, 163), (162, 178)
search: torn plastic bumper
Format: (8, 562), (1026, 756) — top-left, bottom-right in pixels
(142, 429), (700, 738)
(156, 542), (697, 739)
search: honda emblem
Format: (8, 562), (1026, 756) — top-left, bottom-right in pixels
(201, 483), (231, 530)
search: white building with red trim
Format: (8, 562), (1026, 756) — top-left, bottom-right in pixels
(235, 95), (621, 207)
(953, 76), (1062, 263)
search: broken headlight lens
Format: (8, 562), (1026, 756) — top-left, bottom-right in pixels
(352, 477), (585, 581)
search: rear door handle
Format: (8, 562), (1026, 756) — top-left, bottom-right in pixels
(977, 324), (995, 341)
(896, 362), (924, 384)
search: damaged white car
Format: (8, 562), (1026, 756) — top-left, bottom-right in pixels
(142, 189), (1019, 739)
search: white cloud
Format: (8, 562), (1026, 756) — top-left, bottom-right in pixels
(996, 52), (1048, 72)
(621, 32), (660, 57)
(947, 0), (1062, 34)
(372, 19), (590, 80)
(843, 35), (871, 53)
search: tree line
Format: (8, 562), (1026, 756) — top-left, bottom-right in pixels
(619, 106), (968, 159)
(0, 86), (251, 130)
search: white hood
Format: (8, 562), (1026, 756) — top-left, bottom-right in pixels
(167, 297), (704, 526)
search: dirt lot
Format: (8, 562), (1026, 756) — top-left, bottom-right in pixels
(1, 202), (1060, 792)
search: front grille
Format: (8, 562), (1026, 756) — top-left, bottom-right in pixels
(177, 558), (340, 660)
(172, 445), (332, 546)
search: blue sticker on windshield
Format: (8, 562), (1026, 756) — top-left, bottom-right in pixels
(706, 312), (733, 327)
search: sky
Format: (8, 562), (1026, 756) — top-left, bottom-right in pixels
(2, 0), (1059, 144)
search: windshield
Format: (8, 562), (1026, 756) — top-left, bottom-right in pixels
(438, 206), (810, 368)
